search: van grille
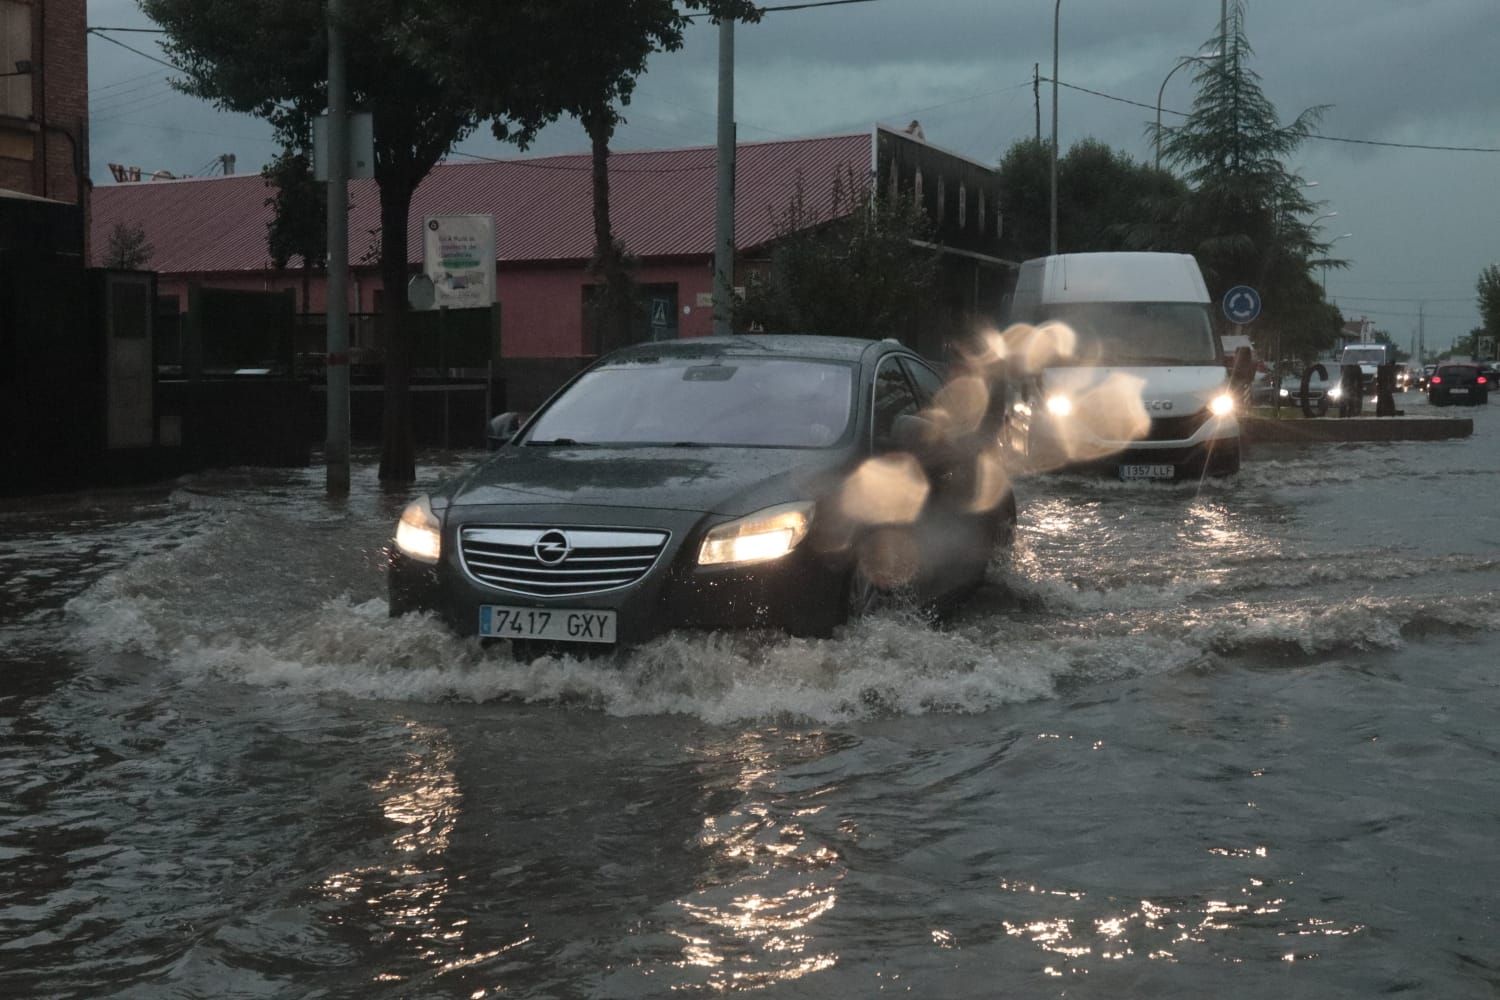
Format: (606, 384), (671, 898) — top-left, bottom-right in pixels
(1143, 410), (1209, 442)
(459, 527), (670, 598)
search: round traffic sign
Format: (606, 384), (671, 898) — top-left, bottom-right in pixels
(407, 273), (436, 311)
(1222, 285), (1262, 325)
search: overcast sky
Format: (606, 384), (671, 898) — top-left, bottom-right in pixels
(87, 0), (1498, 351)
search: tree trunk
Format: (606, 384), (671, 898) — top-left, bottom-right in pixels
(584, 105), (632, 355)
(378, 183), (416, 483)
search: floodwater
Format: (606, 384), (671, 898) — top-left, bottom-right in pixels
(3, 393), (1499, 998)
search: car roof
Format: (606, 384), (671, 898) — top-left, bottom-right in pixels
(600, 334), (902, 366)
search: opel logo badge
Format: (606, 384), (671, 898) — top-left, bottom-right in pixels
(533, 530), (572, 566)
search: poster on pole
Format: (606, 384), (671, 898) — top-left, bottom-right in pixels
(423, 214), (496, 309)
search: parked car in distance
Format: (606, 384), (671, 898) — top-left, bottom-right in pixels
(388, 335), (1017, 650)
(1428, 362), (1490, 406)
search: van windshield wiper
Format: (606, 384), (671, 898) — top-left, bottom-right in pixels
(525, 437), (591, 446)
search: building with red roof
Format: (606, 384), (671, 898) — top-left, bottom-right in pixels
(90, 125), (1009, 406)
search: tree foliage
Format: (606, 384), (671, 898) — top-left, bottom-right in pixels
(1154, 0), (1336, 360)
(995, 137), (1186, 263)
(1477, 263), (1500, 337)
(738, 168), (939, 342)
(102, 221), (154, 270)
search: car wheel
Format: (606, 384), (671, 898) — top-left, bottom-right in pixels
(843, 564), (895, 622)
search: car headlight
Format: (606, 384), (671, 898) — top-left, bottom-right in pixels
(1278, 387), (1289, 398)
(1045, 394), (1073, 417)
(698, 502), (814, 567)
(395, 495), (442, 563)
(1208, 392), (1235, 417)
(1327, 385), (1343, 400)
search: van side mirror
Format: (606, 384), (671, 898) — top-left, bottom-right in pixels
(487, 411), (525, 449)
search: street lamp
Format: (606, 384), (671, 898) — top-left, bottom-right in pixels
(1322, 232), (1353, 295)
(1155, 53), (1217, 170)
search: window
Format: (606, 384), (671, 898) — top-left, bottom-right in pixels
(978, 190), (987, 236)
(913, 169), (923, 204)
(937, 177), (946, 222)
(901, 358), (945, 405)
(0, 1), (31, 120)
(958, 184), (967, 228)
(871, 356), (919, 448)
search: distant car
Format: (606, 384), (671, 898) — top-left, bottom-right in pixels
(388, 335), (1017, 650)
(1417, 364), (1438, 392)
(1428, 363), (1490, 406)
(1394, 363), (1411, 392)
(1275, 366), (1333, 414)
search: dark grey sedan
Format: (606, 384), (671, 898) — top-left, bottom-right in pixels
(388, 335), (1016, 649)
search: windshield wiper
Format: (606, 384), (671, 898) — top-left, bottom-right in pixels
(525, 437), (590, 446)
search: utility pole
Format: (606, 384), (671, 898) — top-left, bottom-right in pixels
(713, 15), (736, 337)
(1221, 0), (1228, 76)
(1049, 0), (1060, 255)
(325, 0), (351, 495)
(1033, 63), (1041, 144)
(1418, 301), (1425, 365)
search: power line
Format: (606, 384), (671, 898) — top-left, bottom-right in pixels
(446, 149), (714, 174)
(1045, 76), (1500, 154)
(686, 0), (881, 18)
(87, 29), (182, 74)
(86, 26), (168, 33)
(1332, 294), (1474, 304)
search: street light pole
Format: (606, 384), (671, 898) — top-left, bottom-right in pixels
(1322, 232), (1352, 296)
(325, 0), (350, 496)
(713, 15), (736, 337)
(1155, 56), (1208, 171)
(1049, 0), (1060, 255)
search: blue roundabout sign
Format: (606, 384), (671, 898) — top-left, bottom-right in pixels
(1222, 285), (1262, 325)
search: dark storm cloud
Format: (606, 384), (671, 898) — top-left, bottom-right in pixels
(86, 0), (1497, 345)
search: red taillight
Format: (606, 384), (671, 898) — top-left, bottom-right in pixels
(1479, 376), (1489, 385)
(1431, 376), (1442, 385)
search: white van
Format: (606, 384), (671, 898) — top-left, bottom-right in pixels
(1005, 252), (1241, 479)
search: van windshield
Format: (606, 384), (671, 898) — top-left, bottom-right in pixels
(1341, 347), (1388, 366)
(1038, 302), (1219, 365)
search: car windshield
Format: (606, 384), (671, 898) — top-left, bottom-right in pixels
(1037, 302), (1219, 365)
(1343, 347), (1387, 365)
(524, 357), (855, 448)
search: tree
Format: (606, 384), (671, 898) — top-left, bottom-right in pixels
(738, 168), (940, 342)
(995, 137), (1186, 263)
(102, 221), (154, 270)
(261, 119), (326, 323)
(144, 0), (504, 481)
(1154, 0), (1334, 362)
(1477, 264), (1500, 338)
(406, 1), (761, 354)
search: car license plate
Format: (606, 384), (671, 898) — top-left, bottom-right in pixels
(1451, 387), (1469, 395)
(479, 605), (617, 644)
(1119, 464), (1176, 480)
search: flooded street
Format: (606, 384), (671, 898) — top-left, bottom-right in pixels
(4, 395), (1499, 998)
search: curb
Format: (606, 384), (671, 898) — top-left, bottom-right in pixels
(1243, 415), (1474, 443)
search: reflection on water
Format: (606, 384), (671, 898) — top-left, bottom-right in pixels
(657, 731), (844, 990)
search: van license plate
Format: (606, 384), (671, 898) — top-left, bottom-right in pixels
(480, 605), (617, 643)
(1119, 464), (1176, 480)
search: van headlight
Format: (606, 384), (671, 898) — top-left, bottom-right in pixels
(1208, 392), (1235, 417)
(1327, 385), (1343, 401)
(395, 495), (443, 563)
(1045, 394), (1074, 417)
(698, 502), (814, 567)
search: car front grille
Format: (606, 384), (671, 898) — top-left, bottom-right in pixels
(1143, 410), (1210, 442)
(458, 526), (670, 598)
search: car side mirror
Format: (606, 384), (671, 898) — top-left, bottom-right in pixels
(487, 411), (525, 449)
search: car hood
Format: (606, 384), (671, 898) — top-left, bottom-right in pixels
(1043, 364), (1229, 413)
(441, 445), (852, 516)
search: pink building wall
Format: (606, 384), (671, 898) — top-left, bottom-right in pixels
(158, 256), (724, 359)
